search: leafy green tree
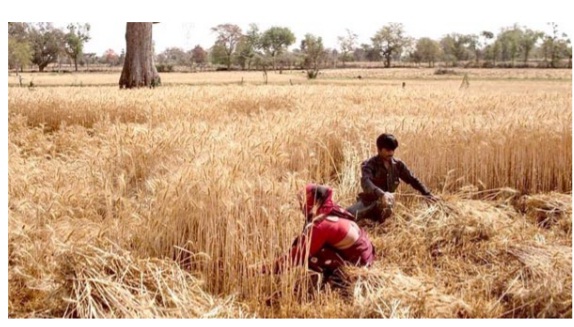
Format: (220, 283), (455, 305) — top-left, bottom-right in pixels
(414, 37), (441, 67)
(157, 47), (188, 66)
(8, 38), (32, 72)
(234, 23), (260, 70)
(64, 23), (91, 71)
(8, 23), (32, 72)
(337, 29), (358, 66)
(519, 27), (544, 64)
(277, 51), (298, 71)
(260, 26), (296, 71)
(371, 23), (412, 68)
(355, 43), (381, 62)
(495, 25), (522, 66)
(300, 33), (326, 79)
(406, 44), (421, 66)
(209, 42), (229, 67)
(541, 22), (570, 68)
(234, 37), (252, 70)
(467, 35), (480, 64)
(29, 23), (65, 72)
(563, 41), (572, 68)
(440, 33), (473, 66)
(474, 31), (494, 64)
(9, 22), (29, 40)
(210, 24), (242, 70)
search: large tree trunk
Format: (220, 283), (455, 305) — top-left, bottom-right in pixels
(39, 64), (48, 72)
(119, 23), (161, 89)
(384, 55), (391, 68)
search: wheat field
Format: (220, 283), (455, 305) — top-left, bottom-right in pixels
(7, 69), (572, 318)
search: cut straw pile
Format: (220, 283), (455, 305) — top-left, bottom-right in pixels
(8, 220), (249, 318)
(52, 241), (248, 318)
(342, 190), (572, 318)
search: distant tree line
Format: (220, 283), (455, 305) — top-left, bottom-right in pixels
(8, 22), (572, 75)
(8, 22), (92, 72)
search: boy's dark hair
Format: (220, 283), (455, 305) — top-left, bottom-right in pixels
(376, 133), (399, 150)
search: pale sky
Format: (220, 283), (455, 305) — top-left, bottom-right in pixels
(80, 20), (571, 56)
(5, 0), (573, 56)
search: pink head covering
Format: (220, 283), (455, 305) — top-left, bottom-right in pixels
(300, 184), (355, 221)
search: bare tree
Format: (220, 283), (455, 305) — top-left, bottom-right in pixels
(119, 22), (160, 89)
(337, 29), (358, 67)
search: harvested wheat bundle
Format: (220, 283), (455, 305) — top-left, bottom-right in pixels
(456, 185), (521, 203)
(359, 196), (571, 318)
(388, 198), (515, 261)
(499, 244), (572, 318)
(8, 212), (74, 318)
(52, 241), (249, 318)
(346, 265), (472, 318)
(513, 192), (572, 233)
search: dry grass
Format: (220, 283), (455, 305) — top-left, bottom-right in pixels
(8, 217), (248, 318)
(8, 70), (306, 87)
(320, 68), (572, 81)
(348, 192), (572, 318)
(8, 67), (571, 88)
(8, 70), (572, 318)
